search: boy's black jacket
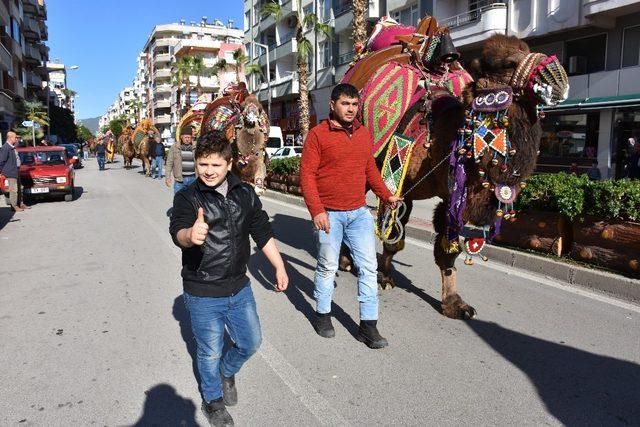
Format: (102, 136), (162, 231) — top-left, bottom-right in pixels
(169, 173), (273, 297)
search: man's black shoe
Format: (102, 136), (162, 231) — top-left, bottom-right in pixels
(201, 399), (234, 426)
(357, 320), (388, 349)
(220, 372), (237, 406)
(314, 312), (335, 338)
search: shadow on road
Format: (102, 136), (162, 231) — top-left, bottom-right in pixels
(172, 295), (201, 392)
(386, 266), (442, 314)
(270, 213), (316, 258)
(467, 320), (640, 425)
(0, 206), (16, 230)
(23, 186), (85, 206)
(131, 383), (198, 427)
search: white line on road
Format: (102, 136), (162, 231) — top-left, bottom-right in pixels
(124, 191), (351, 426)
(263, 196), (640, 314)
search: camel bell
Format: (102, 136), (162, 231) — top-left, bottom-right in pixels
(439, 33), (459, 63)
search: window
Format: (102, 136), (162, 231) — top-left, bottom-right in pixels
(319, 0), (331, 22)
(244, 11), (251, 29)
(319, 41), (331, 69)
(565, 34), (606, 75)
(10, 18), (20, 43)
(392, 3), (418, 27)
(539, 113), (600, 159)
(622, 26), (640, 68)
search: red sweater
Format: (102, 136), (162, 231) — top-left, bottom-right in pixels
(300, 119), (393, 218)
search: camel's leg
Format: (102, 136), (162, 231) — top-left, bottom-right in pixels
(432, 202), (476, 319)
(377, 199), (413, 290)
(145, 158), (151, 177)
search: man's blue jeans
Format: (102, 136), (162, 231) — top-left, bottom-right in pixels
(152, 157), (163, 179)
(173, 175), (196, 194)
(97, 154), (105, 170)
(183, 285), (262, 403)
(314, 206), (379, 320)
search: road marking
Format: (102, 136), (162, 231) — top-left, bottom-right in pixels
(263, 196), (640, 314)
(125, 192), (350, 426)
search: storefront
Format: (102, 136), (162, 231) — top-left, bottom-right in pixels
(268, 98), (317, 143)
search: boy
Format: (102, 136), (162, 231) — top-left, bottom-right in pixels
(170, 131), (288, 426)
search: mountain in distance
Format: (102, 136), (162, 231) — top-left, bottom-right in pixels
(77, 117), (100, 134)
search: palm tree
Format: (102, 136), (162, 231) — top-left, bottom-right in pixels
(353, 0), (367, 48)
(191, 55), (210, 98)
(61, 89), (77, 110)
(245, 63), (264, 89)
(232, 48), (248, 83)
(16, 101), (49, 144)
(212, 58), (233, 89)
(262, 0), (332, 139)
(126, 99), (143, 123)
(172, 55), (194, 113)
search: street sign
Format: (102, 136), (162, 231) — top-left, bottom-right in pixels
(33, 123), (41, 129)
(22, 120), (33, 127)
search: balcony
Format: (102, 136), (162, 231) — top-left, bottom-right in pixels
(154, 68), (171, 80)
(198, 76), (220, 89)
(259, 37), (297, 67)
(335, 6), (353, 32)
(155, 84), (171, 93)
(0, 90), (14, 113)
(154, 114), (171, 124)
(155, 53), (171, 63)
(24, 17), (41, 40)
(583, 0), (640, 17)
(26, 72), (42, 88)
(24, 45), (41, 63)
(258, 74), (299, 102)
(173, 39), (222, 58)
(155, 37), (179, 47)
(442, 3), (507, 48)
(0, 42), (11, 71)
(154, 99), (171, 109)
(1, 35), (22, 60)
(22, 0), (38, 14)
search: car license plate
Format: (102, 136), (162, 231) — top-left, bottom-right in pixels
(29, 187), (49, 194)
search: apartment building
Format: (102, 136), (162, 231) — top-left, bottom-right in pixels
(47, 62), (73, 110)
(140, 18), (244, 142)
(246, 0), (640, 178)
(99, 87), (136, 131)
(0, 0), (49, 134)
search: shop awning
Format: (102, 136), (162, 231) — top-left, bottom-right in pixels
(546, 93), (640, 111)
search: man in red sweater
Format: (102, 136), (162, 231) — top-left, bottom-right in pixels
(300, 83), (402, 349)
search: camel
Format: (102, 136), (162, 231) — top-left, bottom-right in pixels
(132, 119), (158, 177)
(199, 83), (270, 196)
(340, 17), (569, 319)
(119, 127), (135, 168)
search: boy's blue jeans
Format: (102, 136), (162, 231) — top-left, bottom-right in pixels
(183, 284), (262, 403)
(173, 175), (196, 194)
(97, 154), (105, 170)
(314, 206), (379, 320)
(152, 157), (163, 178)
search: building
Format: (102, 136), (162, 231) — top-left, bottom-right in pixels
(0, 0), (50, 134)
(245, 0), (640, 179)
(139, 18), (244, 142)
(46, 62), (74, 111)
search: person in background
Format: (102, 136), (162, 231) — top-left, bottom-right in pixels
(166, 125), (197, 194)
(150, 136), (165, 179)
(569, 162), (579, 175)
(586, 161), (601, 181)
(95, 138), (106, 170)
(0, 131), (29, 211)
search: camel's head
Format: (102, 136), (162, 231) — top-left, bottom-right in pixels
(233, 95), (269, 196)
(473, 35), (569, 107)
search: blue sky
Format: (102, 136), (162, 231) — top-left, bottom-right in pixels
(47, 0), (244, 120)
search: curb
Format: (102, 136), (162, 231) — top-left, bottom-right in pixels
(263, 190), (640, 303)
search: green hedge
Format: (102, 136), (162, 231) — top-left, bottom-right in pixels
(517, 173), (640, 221)
(267, 157), (300, 175)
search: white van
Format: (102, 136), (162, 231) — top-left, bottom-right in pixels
(266, 126), (284, 157)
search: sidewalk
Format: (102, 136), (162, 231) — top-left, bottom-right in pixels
(265, 190), (640, 303)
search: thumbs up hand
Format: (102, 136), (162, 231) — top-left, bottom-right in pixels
(189, 207), (209, 246)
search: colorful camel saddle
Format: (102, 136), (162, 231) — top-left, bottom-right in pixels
(375, 133), (416, 240)
(361, 62), (422, 157)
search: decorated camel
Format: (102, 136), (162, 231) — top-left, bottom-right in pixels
(132, 119), (159, 176)
(105, 131), (116, 163)
(119, 126), (135, 168)
(188, 83), (270, 196)
(339, 16), (569, 319)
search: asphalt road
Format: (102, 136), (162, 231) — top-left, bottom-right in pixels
(1, 156), (639, 426)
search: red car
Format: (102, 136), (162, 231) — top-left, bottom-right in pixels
(1, 146), (76, 203)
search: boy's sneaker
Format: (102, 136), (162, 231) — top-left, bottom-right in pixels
(201, 399), (234, 427)
(357, 320), (388, 349)
(313, 312), (335, 338)
(220, 372), (238, 406)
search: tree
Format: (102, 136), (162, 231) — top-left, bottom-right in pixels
(108, 116), (129, 139)
(76, 124), (94, 142)
(262, 0), (332, 138)
(191, 54), (214, 98)
(353, 0), (367, 48)
(15, 101), (49, 144)
(61, 89), (77, 110)
(232, 48), (248, 83)
(172, 55), (194, 113)
(212, 58), (232, 83)
(48, 104), (76, 143)
(126, 99), (144, 123)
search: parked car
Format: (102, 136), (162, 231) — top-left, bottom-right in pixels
(266, 126), (285, 157)
(59, 143), (82, 169)
(1, 146), (75, 203)
(270, 146), (302, 161)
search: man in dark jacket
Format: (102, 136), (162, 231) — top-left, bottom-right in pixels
(95, 138), (106, 170)
(149, 136), (165, 179)
(169, 130), (288, 427)
(0, 131), (26, 212)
